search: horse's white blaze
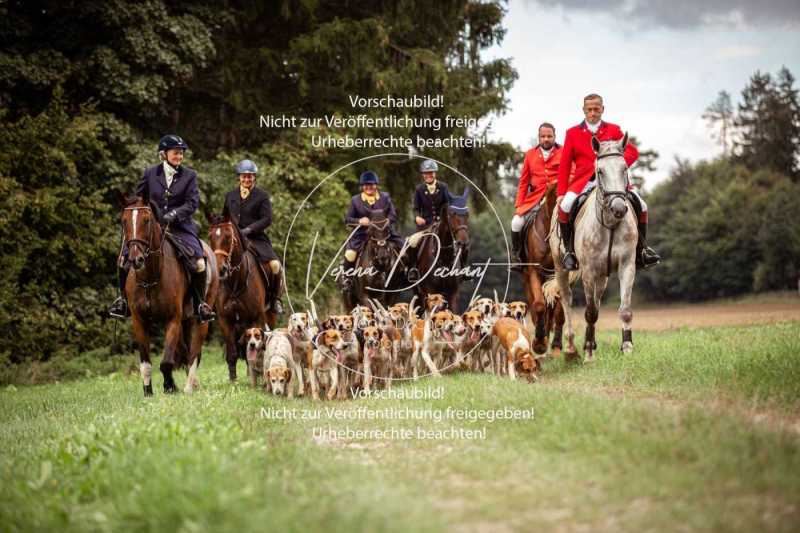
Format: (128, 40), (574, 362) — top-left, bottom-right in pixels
(184, 359), (198, 393)
(132, 209), (138, 240)
(216, 228), (221, 236)
(140, 362), (151, 385)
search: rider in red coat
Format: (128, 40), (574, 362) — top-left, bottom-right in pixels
(511, 122), (566, 269)
(556, 94), (660, 271)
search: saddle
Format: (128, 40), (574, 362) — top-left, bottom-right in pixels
(569, 190), (593, 225)
(163, 232), (211, 320)
(520, 199), (544, 261)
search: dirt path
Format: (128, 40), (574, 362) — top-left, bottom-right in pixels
(567, 300), (800, 332)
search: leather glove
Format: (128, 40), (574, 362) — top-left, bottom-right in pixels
(241, 227), (253, 237)
(163, 211), (177, 224)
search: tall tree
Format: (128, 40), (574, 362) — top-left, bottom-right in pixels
(703, 90), (734, 156)
(733, 67), (800, 180)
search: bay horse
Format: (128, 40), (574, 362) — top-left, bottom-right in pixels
(207, 213), (277, 382)
(120, 196), (218, 396)
(520, 182), (564, 356)
(413, 190), (471, 313)
(344, 208), (403, 310)
(549, 135), (638, 362)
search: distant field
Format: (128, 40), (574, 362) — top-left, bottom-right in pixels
(572, 292), (800, 331)
(1, 317), (799, 532)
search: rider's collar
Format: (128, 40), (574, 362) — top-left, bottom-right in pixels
(425, 179), (437, 194)
(163, 161), (179, 180)
(361, 191), (378, 205)
(584, 120), (602, 134)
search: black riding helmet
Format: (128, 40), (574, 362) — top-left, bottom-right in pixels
(158, 134), (188, 153)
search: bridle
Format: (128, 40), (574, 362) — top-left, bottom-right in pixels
(211, 222), (244, 275)
(123, 206), (162, 260)
(594, 150), (630, 230)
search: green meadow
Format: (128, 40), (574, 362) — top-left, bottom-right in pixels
(2, 322), (799, 532)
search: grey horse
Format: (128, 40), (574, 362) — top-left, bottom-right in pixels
(549, 134), (637, 362)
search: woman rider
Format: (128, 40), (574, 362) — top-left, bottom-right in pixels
(109, 134), (216, 322)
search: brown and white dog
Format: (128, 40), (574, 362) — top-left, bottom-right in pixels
(492, 317), (541, 382)
(287, 311), (318, 396)
(309, 328), (348, 401)
(508, 301), (529, 323)
(361, 325), (393, 392)
(321, 314), (360, 398)
(263, 331), (294, 396)
(424, 293), (448, 315)
(460, 309), (492, 372)
(240, 327), (267, 388)
(410, 304), (444, 380)
(469, 296), (495, 318)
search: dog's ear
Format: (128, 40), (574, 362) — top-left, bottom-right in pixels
(283, 368), (292, 383)
(238, 331), (247, 345)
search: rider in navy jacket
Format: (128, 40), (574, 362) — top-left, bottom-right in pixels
(109, 135), (215, 322)
(340, 171), (406, 291)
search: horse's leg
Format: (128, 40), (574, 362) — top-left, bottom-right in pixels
(582, 275), (602, 363)
(529, 272), (548, 355)
(556, 268), (579, 362)
(184, 321), (206, 394)
(160, 317), (182, 393)
(218, 318), (238, 382)
(132, 316), (153, 396)
(619, 261), (636, 354)
(327, 366), (339, 401)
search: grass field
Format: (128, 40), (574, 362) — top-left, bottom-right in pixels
(2, 320), (799, 532)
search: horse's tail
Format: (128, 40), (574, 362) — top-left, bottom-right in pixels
(542, 278), (560, 307)
(542, 270), (581, 306)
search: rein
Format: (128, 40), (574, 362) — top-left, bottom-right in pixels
(123, 205), (164, 288)
(594, 150), (630, 276)
(212, 223), (245, 275)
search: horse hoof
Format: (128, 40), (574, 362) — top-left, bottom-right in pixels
(550, 347), (562, 358)
(565, 350), (580, 362)
(533, 342), (547, 355)
(621, 341), (634, 354)
(143, 384), (153, 397)
(164, 384), (178, 394)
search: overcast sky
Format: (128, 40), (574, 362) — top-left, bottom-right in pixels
(486, 0), (800, 188)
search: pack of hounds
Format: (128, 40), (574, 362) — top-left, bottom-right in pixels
(242, 288), (562, 400)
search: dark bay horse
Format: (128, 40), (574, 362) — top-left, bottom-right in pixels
(413, 190), (471, 312)
(208, 213), (276, 382)
(521, 182), (564, 356)
(120, 196), (218, 396)
(344, 208), (403, 310)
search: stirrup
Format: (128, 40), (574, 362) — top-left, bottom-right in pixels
(109, 298), (129, 319)
(269, 299), (284, 315)
(562, 252), (579, 271)
(197, 303), (216, 323)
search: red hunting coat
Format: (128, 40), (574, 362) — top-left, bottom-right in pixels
(557, 121), (638, 197)
(515, 145), (569, 215)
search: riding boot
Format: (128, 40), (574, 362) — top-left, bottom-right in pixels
(406, 246), (420, 283)
(560, 221), (579, 271)
(109, 266), (130, 319)
(636, 222), (661, 269)
(191, 268), (216, 323)
(270, 271), (284, 315)
(340, 259), (356, 292)
(510, 230), (524, 272)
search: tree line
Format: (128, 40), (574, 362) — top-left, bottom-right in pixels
(0, 0), (517, 373)
(638, 66), (800, 300)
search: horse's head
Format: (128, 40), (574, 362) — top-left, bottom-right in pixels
(593, 134), (630, 221)
(446, 188), (471, 255)
(207, 213), (242, 280)
(366, 208), (393, 268)
(120, 195), (160, 271)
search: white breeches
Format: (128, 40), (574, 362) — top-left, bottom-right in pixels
(511, 215), (525, 232)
